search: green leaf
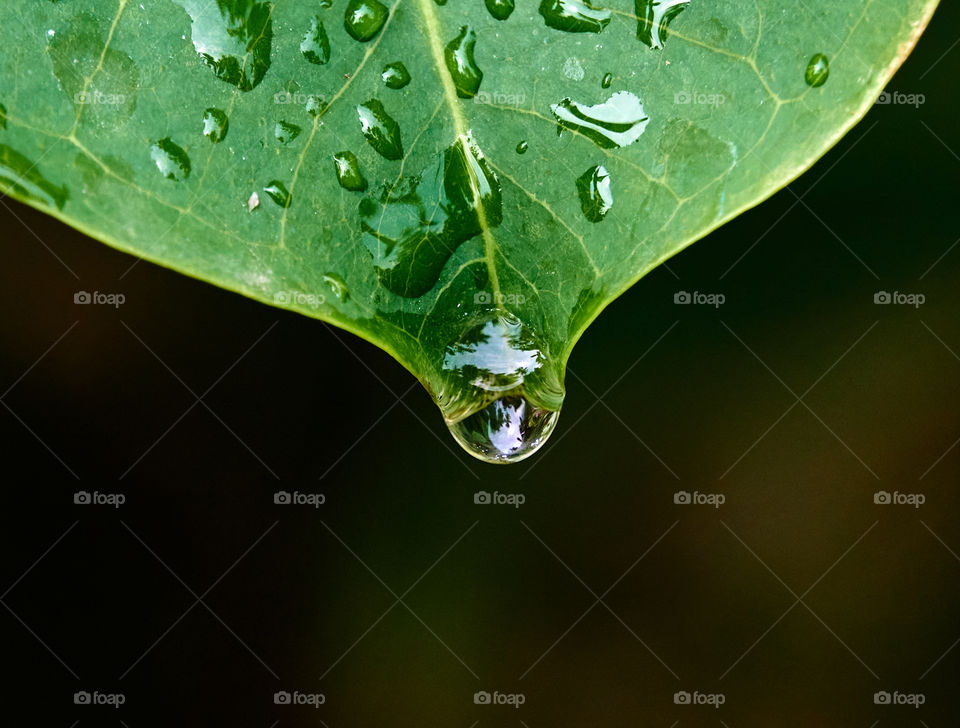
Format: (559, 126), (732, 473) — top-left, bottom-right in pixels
(0, 0), (938, 462)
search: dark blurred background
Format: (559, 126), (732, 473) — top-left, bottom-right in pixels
(1, 4), (958, 726)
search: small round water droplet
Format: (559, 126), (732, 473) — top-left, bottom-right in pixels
(356, 99), (404, 160)
(322, 272), (350, 302)
(484, 0), (515, 20)
(344, 0), (389, 42)
(275, 120), (302, 144)
(151, 138), (191, 180)
(333, 150), (368, 191)
(539, 0), (611, 33)
(263, 180), (291, 207)
(202, 108), (229, 143)
(601, 72), (613, 88)
(381, 61), (411, 89)
(805, 53), (830, 87)
(516, 140), (528, 154)
(449, 395), (560, 464)
(301, 16), (331, 64)
(576, 163), (613, 222)
(444, 25), (483, 99)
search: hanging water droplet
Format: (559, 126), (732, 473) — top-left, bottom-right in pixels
(202, 108), (229, 143)
(440, 313), (564, 464)
(322, 272), (350, 302)
(333, 150), (368, 191)
(601, 72), (613, 88)
(539, 0), (611, 34)
(551, 91), (649, 148)
(359, 134), (501, 297)
(516, 140), (529, 154)
(263, 180), (291, 207)
(484, 0), (515, 20)
(576, 164), (613, 222)
(275, 120), (302, 144)
(356, 99), (404, 160)
(300, 16), (331, 64)
(444, 26), (483, 99)
(151, 138), (191, 180)
(174, 0), (273, 91)
(805, 53), (830, 87)
(635, 0), (690, 49)
(344, 0), (388, 42)
(381, 61), (411, 89)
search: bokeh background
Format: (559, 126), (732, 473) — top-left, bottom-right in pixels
(1, 3), (958, 726)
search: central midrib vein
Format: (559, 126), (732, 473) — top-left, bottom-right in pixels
(415, 0), (502, 299)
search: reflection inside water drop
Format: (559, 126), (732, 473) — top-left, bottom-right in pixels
(449, 396), (560, 464)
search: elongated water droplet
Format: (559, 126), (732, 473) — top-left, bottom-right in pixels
(551, 91), (649, 148)
(0, 144), (69, 209)
(539, 0), (611, 33)
(576, 164), (612, 222)
(151, 138), (191, 180)
(344, 0), (388, 42)
(484, 0), (515, 20)
(805, 53), (830, 87)
(516, 140), (528, 154)
(601, 72), (613, 88)
(175, 0), (273, 91)
(636, 0), (690, 49)
(264, 180), (291, 207)
(356, 99), (404, 160)
(301, 16), (331, 64)
(381, 61), (411, 89)
(441, 313), (563, 464)
(322, 273), (350, 302)
(0, 103), (7, 129)
(275, 120), (302, 144)
(333, 150), (367, 191)
(359, 134), (501, 297)
(444, 26), (483, 99)
(202, 108), (229, 143)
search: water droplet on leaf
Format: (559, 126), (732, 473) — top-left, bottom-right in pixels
(0, 144), (69, 209)
(301, 16), (331, 64)
(576, 164), (613, 222)
(344, 0), (388, 42)
(381, 61), (411, 89)
(202, 108), (229, 143)
(516, 140), (529, 154)
(601, 72), (613, 88)
(539, 0), (611, 34)
(306, 95), (326, 117)
(551, 91), (649, 148)
(356, 99), (404, 160)
(322, 273), (350, 302)
(635, 0), (690, 49)
(275, 120), (302, 144)
(333, 150), (368, 191)
(151, 138), (191, 180)
(805, 53), (830, 87)
(444, 26), (483, 99)
(484, 0), (515, 20)
(264, 180), (291, 207)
